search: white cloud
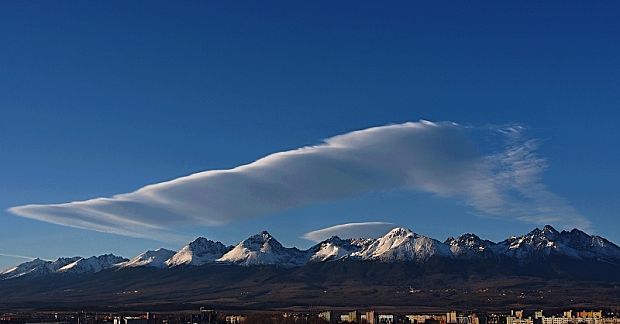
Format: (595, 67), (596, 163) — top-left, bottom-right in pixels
(302, 222), (395, 242)
(7, 120), (591, 238)
(0, 253), (38, 260)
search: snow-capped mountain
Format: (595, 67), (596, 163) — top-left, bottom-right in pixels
(58, 254), (127, 274)
(445, 233), (496, 258)
(352, 227), (452, 261)
(561, 228), (620, 259)
(118, 248), (176, 269)
(1, 255), (126, 279)
(495, 225), (620, 261)
(0, 257), (81, 280)
(0, 258), (48, 280)
(165, 237), (231, 267)
(3, 225), (620, 281)
(218, 231), (306, 266)
(307, 236), (372, 262)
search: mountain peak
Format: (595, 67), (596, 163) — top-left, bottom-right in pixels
(218, 232), (304, 266)
(57, 254), (127, 274)
(325, 235), (345, 244)
(542, 225), (559, 233)
(188, 237), (210, 247)
(119, 248), (176, 269)
(446, 233), (494, 257)
(567, 228), (589, 237)
(241, 231), (282, 249)
(249, 231), (274, 242)
(166, 237), (230, 267)
(0, 258), (49, 279)
(522, 225), (560, 241)
(354, 227), (450, 261)
(385, 227), (414, 237)
(445, 233), (482, 245)
(308, 236), (362, 262)
(496, 225), (620, 261)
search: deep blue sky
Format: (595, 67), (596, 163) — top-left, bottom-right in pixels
(1, 1), (619, 269)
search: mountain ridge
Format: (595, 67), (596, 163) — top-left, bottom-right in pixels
(2, 225), (620, 311)
(2, 225), (620, 280)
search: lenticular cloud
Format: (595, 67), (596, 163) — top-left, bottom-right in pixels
(8, 120), (591, 238)
(303, 222), (396, 242)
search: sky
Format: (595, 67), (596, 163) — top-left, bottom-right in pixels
(1, 1), (619, 270)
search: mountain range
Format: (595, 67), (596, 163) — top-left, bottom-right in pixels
(2, 225), (619, 279)
(1, 225), (620, 311)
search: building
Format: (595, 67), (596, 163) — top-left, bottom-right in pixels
(577, 311), (603, 319)
(378, 314), (395, 323)
(123, 316), (147, 324)
(225, 315), (246, 323)
(348, 311), (360, 323)
(542, 316), (571, 324)
(318, 311), (334, 323)
(365, 311), (377, 324)
(457, 315), (474, 324)
(507, 316), (532, 324)
(487, 314), (502, 324)
(448, 312), (458, 324)
(407, 315), (433, 323)
(406, 314), (447, 324)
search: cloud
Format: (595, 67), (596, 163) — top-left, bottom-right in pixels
(302, 222), (395, 242)
(0, 253), (38, 260)
(8, 120), (591, 238)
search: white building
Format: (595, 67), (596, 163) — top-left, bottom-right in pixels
(506, 316), (532, 324)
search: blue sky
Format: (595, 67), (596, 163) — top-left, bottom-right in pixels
(1, 1), (619, 270)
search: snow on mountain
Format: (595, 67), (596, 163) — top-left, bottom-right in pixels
(118, 248), (176, 269)
(445, 233), (496, 258)
(165, 237), (231, 267)
(0, 257), (81, 280)
(493, 225), (620, 261)
(494, 225), (577, 260)
(561, 228), (620, 259)
(353, 227), (452, 261)
(1, 258), (49, 280)
(218, 231), (305, 266)
(3, 226), (620, 280)
(58, 254), (127, 274)
(307, 236), (372, 262)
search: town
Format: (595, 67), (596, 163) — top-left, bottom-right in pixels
(2, 308), (620, 324)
